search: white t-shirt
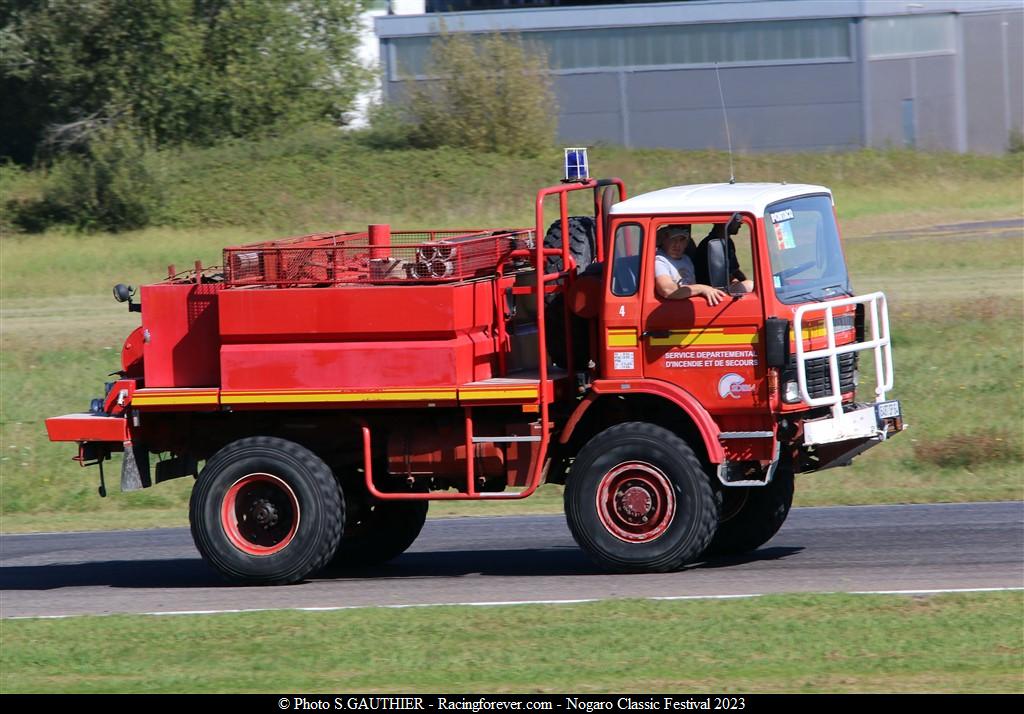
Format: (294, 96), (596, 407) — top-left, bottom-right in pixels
(654, 250), (696, 286)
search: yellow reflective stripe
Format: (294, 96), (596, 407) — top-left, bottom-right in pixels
(607, 329), (638, 347)
(791, 324), (855, 341)
(793, 325), (827, 340)
(460, 388), (539, 401)
(650, 330), (759, 347)
(134, 386), (544, 406)
(221, 389), (457, 405)
(132, 390), (219, 406)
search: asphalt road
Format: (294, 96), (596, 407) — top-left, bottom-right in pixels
(1, 501), (1021, 619)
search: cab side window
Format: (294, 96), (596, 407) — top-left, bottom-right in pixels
(692, 221), (756, 290)
(611, 223), (643, 297)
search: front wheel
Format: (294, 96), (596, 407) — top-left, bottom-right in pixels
(706, 459), (794, 558)
(564, 422), (718, 572)
(190, 436), (343, 585)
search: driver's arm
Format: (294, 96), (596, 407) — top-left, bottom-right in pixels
(657, 274), (727, 305)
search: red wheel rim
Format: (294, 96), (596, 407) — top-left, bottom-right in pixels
(595, 462), (676, 543)
(221, 473), (300, 556)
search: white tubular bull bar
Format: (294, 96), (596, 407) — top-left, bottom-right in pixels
(793, 292), (893, 420)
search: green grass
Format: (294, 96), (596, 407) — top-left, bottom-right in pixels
(4, 128), (1022, 237)
(2, 592), (1021, 693)
(1, 139), (1022, 532)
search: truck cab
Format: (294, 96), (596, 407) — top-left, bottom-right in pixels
(588, 183), (897, 472)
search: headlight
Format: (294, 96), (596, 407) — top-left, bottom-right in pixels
(783, 381), (802, 404)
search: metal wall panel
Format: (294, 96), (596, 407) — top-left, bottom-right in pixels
(622, 63), (862, 151)
(1009, 11), (1024, 145)
(866, 58), (913, 147)
(964, 13), (1006, 152)
(913, 55), (958, 151)
(964, 10), (1024, 152)
(553, 73), (626, 145)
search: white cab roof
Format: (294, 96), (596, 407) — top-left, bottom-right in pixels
(609, 183), (832, 217)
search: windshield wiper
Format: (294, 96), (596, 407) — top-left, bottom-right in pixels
(785, 289), (816, 302)
(820, 283), (852, 297)
(784, 284), (850, 303)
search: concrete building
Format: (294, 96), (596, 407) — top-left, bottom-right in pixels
(375, 0), (1024, 153)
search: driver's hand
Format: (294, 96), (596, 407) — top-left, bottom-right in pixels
(701, 286), (728, 306)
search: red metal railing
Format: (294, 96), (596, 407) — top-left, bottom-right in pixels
(359, 177), (627, 501)
(223, 230), (533, 287)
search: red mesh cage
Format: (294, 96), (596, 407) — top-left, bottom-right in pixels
(223, 229), (534, 287)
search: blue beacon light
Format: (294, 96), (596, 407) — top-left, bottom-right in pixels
(563, 148), (589, 182)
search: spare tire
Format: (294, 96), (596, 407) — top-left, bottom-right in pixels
(543, 216), (597, 302)
(543, 216), (597, 368)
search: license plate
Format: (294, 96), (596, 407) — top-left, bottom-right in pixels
(876, 400), (901, 420)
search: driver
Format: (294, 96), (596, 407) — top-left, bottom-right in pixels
(654, 225), (727, 306)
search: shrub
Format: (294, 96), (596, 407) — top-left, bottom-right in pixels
(404, 32), (557, 157)
(913, 430), (1022, 470)
(1008, 126), (1024, 154)
(9, 122), (163, 233)
(355, 102), (420, 150)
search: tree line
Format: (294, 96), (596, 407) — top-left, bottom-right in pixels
(1, 0), (369, 164)
(1, 2), (557, 231)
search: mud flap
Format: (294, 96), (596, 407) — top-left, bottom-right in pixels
(120, 441), (152, 491)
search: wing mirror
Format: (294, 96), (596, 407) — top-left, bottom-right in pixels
(703, 237), (731, 289)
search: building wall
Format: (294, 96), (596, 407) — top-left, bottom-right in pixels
(963, 10), (1024, 153)
(866, 54), (958, 150)
(387, 60), (864, 152)
(377, 1), (1024, 153)
(555, 73), (627, 146)
(622, 62), (862, 151)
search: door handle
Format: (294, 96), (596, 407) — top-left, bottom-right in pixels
(641, 330), (670, 339)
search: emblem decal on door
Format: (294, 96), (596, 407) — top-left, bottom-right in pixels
(718, 373), (755, 399)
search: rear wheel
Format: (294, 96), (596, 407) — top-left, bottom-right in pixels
(330, 495), (428, 567)
(565, 422), (718, 572)
(189, 436), (343, 585)
(706, 459), (794, 557)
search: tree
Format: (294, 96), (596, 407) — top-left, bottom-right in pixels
(0, 0), (369, 163)
(404, 32), (557, 157)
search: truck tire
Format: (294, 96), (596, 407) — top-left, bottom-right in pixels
(330, 497), (428, 568)
(706, 459), (794, 558)
(189, 436), (343, 585)
(564, 422), (718, 572)
(544, 216), (597, 367)
(543, 215), (596, 293)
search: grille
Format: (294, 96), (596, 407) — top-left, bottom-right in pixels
(791, 352), (857, 399)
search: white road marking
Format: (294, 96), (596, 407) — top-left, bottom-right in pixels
(8, 587), (1022, 620)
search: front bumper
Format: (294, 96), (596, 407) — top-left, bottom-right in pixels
(798, 402), (905, 473)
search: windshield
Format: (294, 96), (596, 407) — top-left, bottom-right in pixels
(765, 194), (851, 304)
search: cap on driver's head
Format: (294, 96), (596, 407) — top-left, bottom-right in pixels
(660, 224), (691, 242)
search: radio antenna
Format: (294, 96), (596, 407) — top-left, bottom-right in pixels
(715, 63), (736, 184)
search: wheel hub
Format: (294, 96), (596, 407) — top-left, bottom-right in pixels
(617, 485), (653, 520)
(596, 462), (676, 543)
(250, 498), (279, 528)
(221, 473), (300, 556)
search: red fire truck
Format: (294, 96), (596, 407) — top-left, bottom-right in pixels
(46, 151), (903, 585)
